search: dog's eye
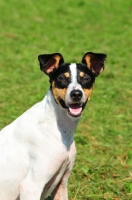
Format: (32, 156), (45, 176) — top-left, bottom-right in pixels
(58, 75), (66, 82)
(82, 75), (91, 82)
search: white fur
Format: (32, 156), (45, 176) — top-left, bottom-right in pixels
(65, 63), (86, 105)
(69, 63), (77, 83)
(0, 90), (79, 200)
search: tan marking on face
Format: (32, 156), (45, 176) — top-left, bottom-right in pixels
(64, 72), (70, 78)
(80, 72), (85, 77)
(51, 81), (67, 107)
(83, 85), (94, 101)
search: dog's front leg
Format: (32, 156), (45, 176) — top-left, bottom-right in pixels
(51, 182), (68, 200)
(19, 178), (44, 200)
(51, 170), (70, 200)
(51, 142), (76, 200)
(19, 167), (45, 200)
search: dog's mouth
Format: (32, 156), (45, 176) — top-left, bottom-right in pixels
(59, 99), (86, 117)
(68, 103), (83, 117)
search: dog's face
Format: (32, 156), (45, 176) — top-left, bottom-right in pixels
(38, 52), (107, 118)
(49, 63), (95, 117)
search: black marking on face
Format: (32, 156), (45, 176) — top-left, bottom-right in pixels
(49, 64), (72, 108)
(76, 64), (95, 89)
(50, 64), (71, 89)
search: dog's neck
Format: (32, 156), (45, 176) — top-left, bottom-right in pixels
(42, 89), (80, 147)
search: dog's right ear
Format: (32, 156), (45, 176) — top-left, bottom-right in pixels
(38, 53), (64, 76)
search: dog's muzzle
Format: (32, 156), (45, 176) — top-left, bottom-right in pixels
(70, 89), (83, 102)
(60, 89), (86, 118)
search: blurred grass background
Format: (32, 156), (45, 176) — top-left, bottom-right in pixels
(0, 0), (132, 199)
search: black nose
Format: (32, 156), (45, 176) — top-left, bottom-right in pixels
(70, 90), (83, 101)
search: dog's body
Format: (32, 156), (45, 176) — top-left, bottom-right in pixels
(0, 52), (106, 200)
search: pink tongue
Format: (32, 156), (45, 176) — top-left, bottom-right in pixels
(69, 105), (82, 116)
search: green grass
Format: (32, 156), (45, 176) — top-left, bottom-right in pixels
(0, 0), (132, 199)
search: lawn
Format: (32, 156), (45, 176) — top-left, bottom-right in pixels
(0, 0), (132, 199)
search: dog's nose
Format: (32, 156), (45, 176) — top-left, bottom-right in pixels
(70, 90), (83, 101)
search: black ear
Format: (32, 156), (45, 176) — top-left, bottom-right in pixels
(38, 53), (64, 76)
(82, 52), (107, 77)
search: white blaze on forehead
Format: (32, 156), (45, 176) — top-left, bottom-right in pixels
(69, 63), (82, 90)
(65, 63), (86, 105)
(69, 63), (78, 84)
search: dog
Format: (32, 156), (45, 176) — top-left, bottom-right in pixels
(0, 52), (107, 200)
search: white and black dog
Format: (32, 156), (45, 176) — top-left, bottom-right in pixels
(0, 52), (107, 200)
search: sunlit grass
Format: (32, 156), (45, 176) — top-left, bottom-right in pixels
(0, 0), (132, 199)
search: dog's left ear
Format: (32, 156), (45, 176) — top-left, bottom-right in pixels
(82, 52), (107, 77)
(38, 53), (64, 76)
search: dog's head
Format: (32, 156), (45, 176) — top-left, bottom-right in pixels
(38, 52), (107, 118)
